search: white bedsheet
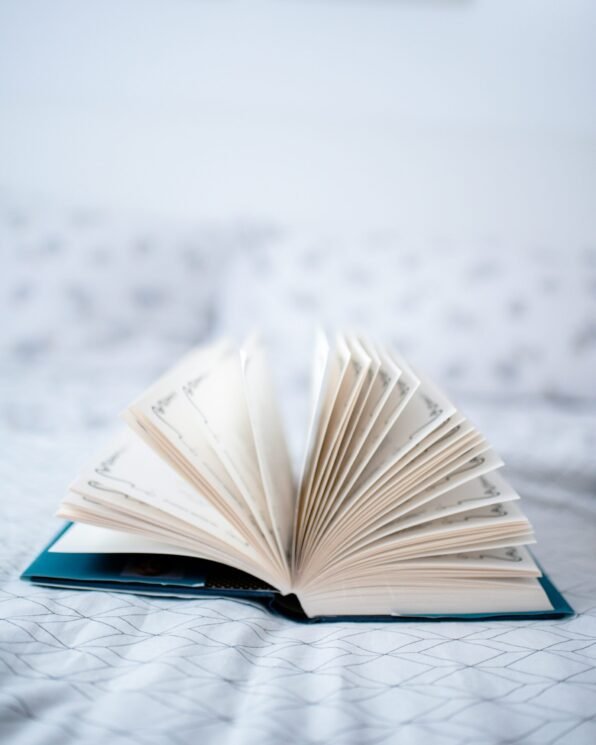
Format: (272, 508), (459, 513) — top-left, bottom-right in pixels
(1, 204), (595, 744)
(1, 382), (595, 745)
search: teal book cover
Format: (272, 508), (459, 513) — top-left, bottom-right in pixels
(22, 523), (574, 624)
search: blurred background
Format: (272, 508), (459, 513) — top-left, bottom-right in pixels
(0, 0), (595, 569)
(1, 0), (595, 235)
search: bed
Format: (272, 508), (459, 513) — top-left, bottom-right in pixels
(1, 199), (595, 745)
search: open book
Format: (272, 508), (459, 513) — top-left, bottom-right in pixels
(23, 333), (572, 621)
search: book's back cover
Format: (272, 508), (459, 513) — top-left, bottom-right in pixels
(22, 524), (574, 623)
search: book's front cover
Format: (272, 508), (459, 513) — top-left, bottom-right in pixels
(22, 523), (278, 603)
(22, 524), (574, 622)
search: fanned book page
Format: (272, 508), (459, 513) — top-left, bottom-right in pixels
(27, 331), (568, 620)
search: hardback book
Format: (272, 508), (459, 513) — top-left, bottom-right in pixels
(23, 332), (572, 622)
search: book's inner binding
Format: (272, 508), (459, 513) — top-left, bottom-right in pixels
(57, 331), (553, 617)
